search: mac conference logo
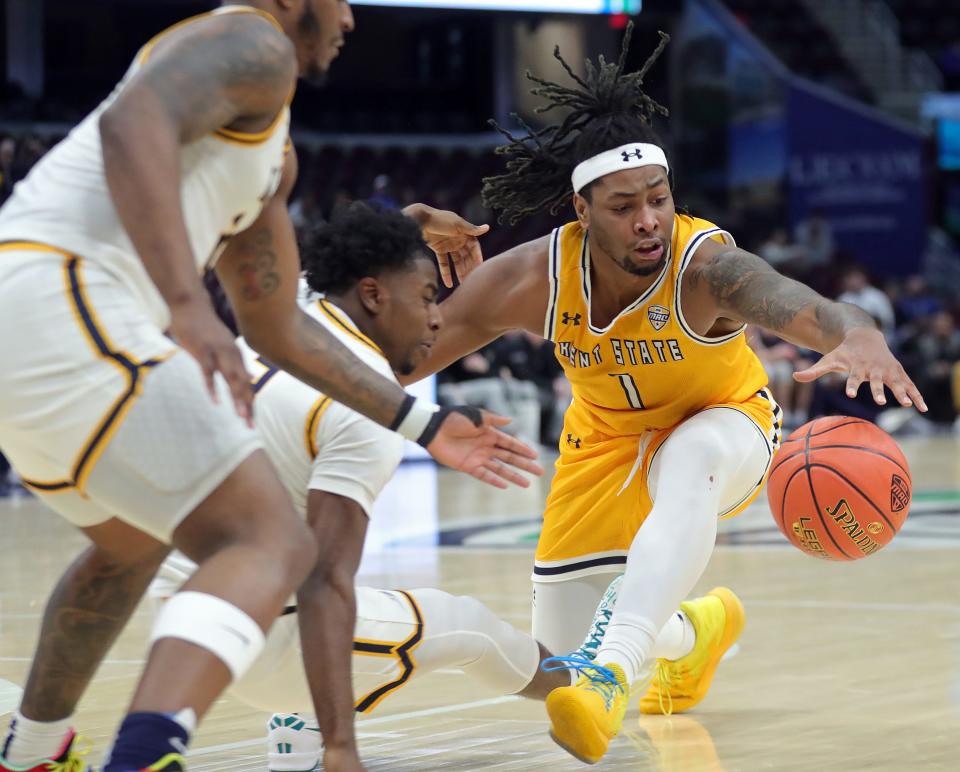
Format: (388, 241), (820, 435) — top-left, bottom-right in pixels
(890, 474), (910, 512)
(647, 304), (670, 331)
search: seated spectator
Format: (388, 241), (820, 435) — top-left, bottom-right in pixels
(289, 188), (323, 238)
(757, 228), (804, 275)
(437, 337), (543, 446)
(748, 329), (814, 429)
(899, 310), (960, 426)
(808, 370), (887, 426)
(369, 174), (398, 209)
(794, 209), (835, 271)
(487, 330), (568, 446)
(894, 274), (942, 330)
(836, 266), (896, 340)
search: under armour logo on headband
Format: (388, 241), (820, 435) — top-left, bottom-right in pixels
(572, 143), (669, 193)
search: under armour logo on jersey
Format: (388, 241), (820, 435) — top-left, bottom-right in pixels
(621, 148), (644, 162)
(562, 312), (582, 326)
(647, 304), (670, 331)
(566, 433), (582, 449)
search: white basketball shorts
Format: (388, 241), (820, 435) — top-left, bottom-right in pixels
(224, 586), (541, 714)
(0, 244), (261, 541)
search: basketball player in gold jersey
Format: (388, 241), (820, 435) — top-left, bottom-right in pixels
(0, 3), (540, 771)
(405, 28), (926, 764)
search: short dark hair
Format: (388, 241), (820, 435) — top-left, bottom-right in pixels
(482, 24), (670, 224)
(302, 202), (430, 295)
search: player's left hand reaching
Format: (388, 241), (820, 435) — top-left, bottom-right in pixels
(402, 203), (490, 287)
(793, 327), (928, 411)
(422, 407), (544, 488)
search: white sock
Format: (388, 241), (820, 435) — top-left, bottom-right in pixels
(575, 576), (695, 666)
(171, 707), (197, 735)
(652, 610), (696, 661)
(575, 575), (623, 661)
(594, 612), (658, 686)
(2, 711), (72, 765)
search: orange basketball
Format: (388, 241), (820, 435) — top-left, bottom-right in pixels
(766, 416), (911, 560)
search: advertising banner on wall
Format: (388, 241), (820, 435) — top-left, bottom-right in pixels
(785, 84), (926, 276)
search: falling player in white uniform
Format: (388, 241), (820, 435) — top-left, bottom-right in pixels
(0, 3), (539, 771)
(152, 204), (597, 772)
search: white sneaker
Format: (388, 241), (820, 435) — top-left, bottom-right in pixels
(267, 713), (322, 772)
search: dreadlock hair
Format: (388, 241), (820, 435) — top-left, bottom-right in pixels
(482, 23), (670, 225)
(302, 201), (429, 295)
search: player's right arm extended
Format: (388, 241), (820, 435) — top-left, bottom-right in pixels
(99, 13), (296, 418)
(399, 235), (551, 385)
(298, 491), (368, 767)
(214, 149), (418, 431)
(217, 152), (542, 487)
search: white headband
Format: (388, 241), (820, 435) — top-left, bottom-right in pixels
(571, 142), (670, 194)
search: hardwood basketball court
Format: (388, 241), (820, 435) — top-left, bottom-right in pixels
(1, 434), (958, 770)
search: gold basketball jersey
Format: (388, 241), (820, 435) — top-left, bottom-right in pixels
(545, 215), (769, 440)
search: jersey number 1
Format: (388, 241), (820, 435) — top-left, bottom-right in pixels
(609, 372), (645, 409)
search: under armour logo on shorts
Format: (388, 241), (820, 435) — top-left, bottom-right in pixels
(566, 433), (582, 449)
(621, 148), (644, 162)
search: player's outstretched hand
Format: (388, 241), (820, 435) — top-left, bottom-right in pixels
(169, 297), (254, 426)
(793, 327), (928, 412)
(404, 203), (490, 287)
(426, 408), (544, 489)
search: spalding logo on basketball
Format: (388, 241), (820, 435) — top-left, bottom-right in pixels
(766, 416), (912, 560)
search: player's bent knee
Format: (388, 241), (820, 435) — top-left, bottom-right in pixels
(175, 502), (317, 581)
(661, 424), (729, 471)
(270, 518), (319, 586)
(150, 591), (266, 681)
(413, 590), (540, 695)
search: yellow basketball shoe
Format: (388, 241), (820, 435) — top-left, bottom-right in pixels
(543, 655), (629, 765)
(639, 587), (745, 715)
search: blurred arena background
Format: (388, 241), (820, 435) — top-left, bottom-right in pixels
(2, 2), (960, 769)
(4, 0), (960, 477)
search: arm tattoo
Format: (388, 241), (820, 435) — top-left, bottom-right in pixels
(273, 312), (404, 428)
(142, 15), (294, 141)
(814, 301), (850, 340)
(694, 248), (875, 340)
(695, 249), (818, 330)
(236, 227), (281, 301)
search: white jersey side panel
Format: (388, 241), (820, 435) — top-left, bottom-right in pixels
(153, 296), (406, 591)
(0, 6), (289, 329)
(242, 295), (405, 517)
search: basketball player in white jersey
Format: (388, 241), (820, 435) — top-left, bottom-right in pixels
(151, 203), (583, 772)
(0, 3), (539, 771)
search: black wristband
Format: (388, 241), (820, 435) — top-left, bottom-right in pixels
(388, 393), (416, 432)
(416, 405), (484, 448)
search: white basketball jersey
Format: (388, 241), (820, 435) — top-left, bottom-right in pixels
(154, 292), (406, 601)
(242, 293), (405, 517)
(0, 6), (289, 329)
